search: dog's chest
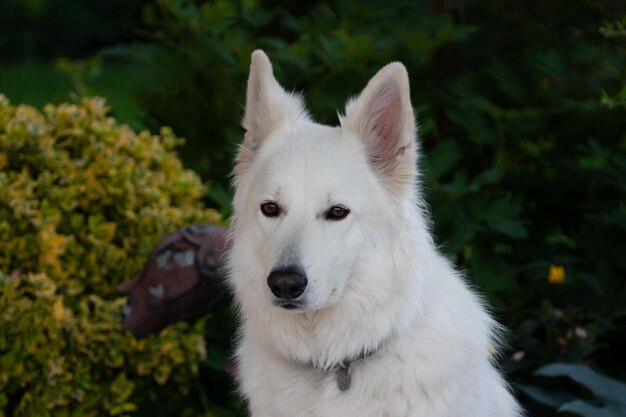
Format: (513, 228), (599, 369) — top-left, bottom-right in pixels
(267, 371), (407, 417)
(239, 348), (417, 417)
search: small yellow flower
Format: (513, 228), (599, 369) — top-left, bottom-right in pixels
(548, 265), (566, 284)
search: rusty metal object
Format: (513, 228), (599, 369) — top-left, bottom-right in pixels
(117, 224), (229, 338)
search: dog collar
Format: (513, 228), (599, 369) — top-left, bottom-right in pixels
(314, 347), (380, 392)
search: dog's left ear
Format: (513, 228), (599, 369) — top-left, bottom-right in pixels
(236, 50), (309, 178)
(341, 63), (417, 192)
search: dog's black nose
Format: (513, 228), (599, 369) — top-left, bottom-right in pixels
(267, 266), (307, 300)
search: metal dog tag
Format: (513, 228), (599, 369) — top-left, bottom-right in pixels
(336, 362), (351, 392)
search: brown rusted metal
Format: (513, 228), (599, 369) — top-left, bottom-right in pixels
(117, 224), (229, 338)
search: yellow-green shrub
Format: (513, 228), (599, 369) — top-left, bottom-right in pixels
(0, 95), (221, 417)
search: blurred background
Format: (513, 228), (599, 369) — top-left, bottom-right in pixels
(1, 0), (626, 416)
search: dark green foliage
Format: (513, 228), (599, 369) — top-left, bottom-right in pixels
(105, 0), (472, 182)
(0, 0), (137, 62)
(519, 363), (626, 416)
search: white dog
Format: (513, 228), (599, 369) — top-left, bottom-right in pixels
(227, 50), (522, 417)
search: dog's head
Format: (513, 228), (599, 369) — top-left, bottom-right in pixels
(230, 50), (417, 313)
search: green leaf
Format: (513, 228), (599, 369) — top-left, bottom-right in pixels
(537, 363), (626, 405)
(425, 139), (460, 181)
(517, 384), (576, 409)
(489, 218), (529, 239)
(470, 249), (515, 294)
(470, 168), (502, 189)
(480, 199), (528, 239)
(559, 399), (626, 417)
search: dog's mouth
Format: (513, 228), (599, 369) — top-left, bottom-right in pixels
(273, 300), (304, 310)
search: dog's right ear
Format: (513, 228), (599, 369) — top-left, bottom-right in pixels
(236, 50), (308, 177)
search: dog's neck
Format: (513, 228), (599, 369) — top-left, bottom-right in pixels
(308, 334), (391, 392)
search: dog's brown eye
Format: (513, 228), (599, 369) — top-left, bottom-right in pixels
(260, 201), (280, 217)
(326, 205), (350, 221)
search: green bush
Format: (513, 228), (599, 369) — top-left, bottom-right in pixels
(0, 95), (220, 417)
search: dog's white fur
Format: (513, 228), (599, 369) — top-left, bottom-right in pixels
(228, 50), (522, 417)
